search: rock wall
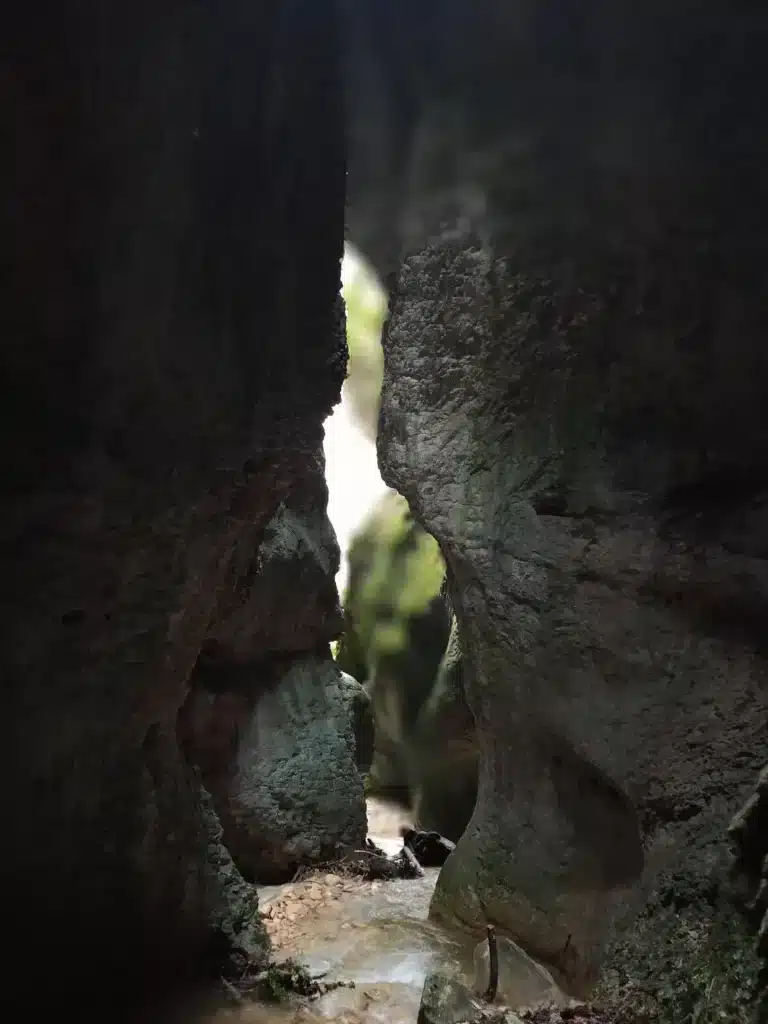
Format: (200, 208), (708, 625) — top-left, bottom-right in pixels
(348, 0), (768, 995)
(180, 466), (369, 883)
(6, 0), (768, 1013)
(730, 766), (768, 1022)
(2, 0), (352, 1008)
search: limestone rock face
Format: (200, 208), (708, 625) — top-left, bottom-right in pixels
(380, 226), (768, 989)
(338, 669), (376, 777)
(200, 785), (268, 965)
(730, 765), (768, 1020)
(180, 469), (367, 882)
(182, 655), (367, 883)
(202, 461), (345, 665)
(2, 0), (347, 1005)
(366, 1), (768, 991)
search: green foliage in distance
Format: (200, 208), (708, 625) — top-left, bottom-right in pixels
(338, 490), (445, 681)
(342, 248), (386, 441)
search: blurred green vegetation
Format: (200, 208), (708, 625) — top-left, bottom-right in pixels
(337, 491), (450, 796)
(342, 248), (386, 441)
(339, 491), (445, 675)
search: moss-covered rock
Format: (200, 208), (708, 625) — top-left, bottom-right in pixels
(597, 898), (761, 1024)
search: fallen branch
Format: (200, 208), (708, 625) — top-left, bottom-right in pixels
(220, 976), (246, 1006)
(483, 923), (499, 1003)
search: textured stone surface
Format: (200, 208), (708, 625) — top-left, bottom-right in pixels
(730, 765), (768, 1021)
(202, 461), (345, 665)
(2, 0), (346, 1005)
(200, 785), (268, 965)
(380, 226), (768, 988)
(362, 1), (768, 992)
(338, 669), (375, 777)
(418, 964), (482, 1024)
(182, 654), (367, 883)
(181, 462), (367, 882)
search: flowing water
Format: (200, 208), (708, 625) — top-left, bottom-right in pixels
(183, 798), (564, 1024)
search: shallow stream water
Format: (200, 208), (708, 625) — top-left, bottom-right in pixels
(186, 798), (562, 1024)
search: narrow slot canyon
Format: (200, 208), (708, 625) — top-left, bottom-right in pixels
(2, 3), (768, 1024)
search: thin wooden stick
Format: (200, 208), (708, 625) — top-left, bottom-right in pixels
(483, 923), (499, 1003)
(220, 976), (246, 1005)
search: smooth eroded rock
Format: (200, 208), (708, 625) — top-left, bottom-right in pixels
(472, 935), (566, 1011)
(370, 5), (768, 990)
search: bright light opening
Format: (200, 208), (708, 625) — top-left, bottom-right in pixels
(323, 245), (389, 597)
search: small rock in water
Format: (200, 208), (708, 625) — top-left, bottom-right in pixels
(418, 964), (481, 1024)
(401, 827), (456, 867)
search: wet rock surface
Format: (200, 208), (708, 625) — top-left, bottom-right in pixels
(418, 963), (482, 1024)
(473, 937), (565, 1012)
(402, 828), (456, 868)
(380, 224), (768, 987)
(200, 785), (268, 967)
(367, 2), (768, 996)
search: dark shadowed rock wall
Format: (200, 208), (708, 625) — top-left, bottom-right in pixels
(179, 465), (368, 883)
(730, 766), (768, 1022)
(5, 0), (768, 1014)
(346, 0), (768, 996)
(1, 0), (351, 1009)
